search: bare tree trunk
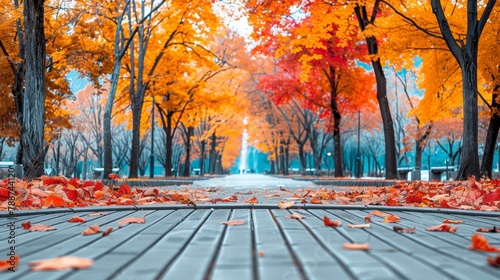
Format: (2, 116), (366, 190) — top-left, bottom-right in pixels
(200, 140), (206, 176)
(183, 127), (193, 177)
(21, 0), (46, 179)
(481, 86), (500, 178)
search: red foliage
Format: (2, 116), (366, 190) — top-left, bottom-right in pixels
(324, 216), (342, 227)
(470, 233), (500, 252)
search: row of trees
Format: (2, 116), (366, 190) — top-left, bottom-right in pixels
(1, 0), (499, 180)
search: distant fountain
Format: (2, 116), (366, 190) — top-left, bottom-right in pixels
(239, 118), (249, 173)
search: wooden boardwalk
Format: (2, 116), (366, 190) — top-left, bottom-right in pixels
(1, 205), (500, 280)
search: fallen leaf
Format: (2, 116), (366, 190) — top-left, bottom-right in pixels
(364, 216), (371, 223)
(470, 233), (500, 252)
(393, 226), (416, 234)
(22, 221), (31, 230)
(348, 223), (371, 228)
(87, 212), (107, 217)
(0, 255), (18, 272)
(29, 256), (93, 271)
(68, 216), (85, 223)
(28, 224), (56, 232)
(285, 213), (305, 220)
(342, 243), (370, 250)
(118, 216), (145, 228)
(219, 220), (245, 226)
(102, 226), (113, 236)
(383, 214), (401, 223)
(324, 216), (342, 227)
(443, 219), (463, 224)
(243, 196), (258, 204)
(82, 224), (101, 235)
(108, 173), (120, 180)
(369, 210), (390, 217)
(487, 255), (500, 267)
(426, 224), (457, 233)
(258, 251), (265, 257)
(476, 226), (500, 233)
(278, 201), (295, 209)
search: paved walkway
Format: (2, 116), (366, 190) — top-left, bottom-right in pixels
(1, 175), (500, 279)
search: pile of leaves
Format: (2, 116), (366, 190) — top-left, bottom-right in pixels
(1, 175), (500, 211)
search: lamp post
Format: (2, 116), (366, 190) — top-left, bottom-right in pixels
(356, 110), (361, 178)
(327, 152), (332, 177)
(149, 96), (155, 178)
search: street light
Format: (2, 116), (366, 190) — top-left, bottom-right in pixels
(149, 95), (155, 178)
(326, 152), (332, 177)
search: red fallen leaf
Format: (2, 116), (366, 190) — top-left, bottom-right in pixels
(243, 196), (258, 204)
(22, 221), (31, 230)
(393, 226), (416, 233)
(470, 233), (500, 252)
(143, 188), (159, 197)
(476, 226), (500, 233)
(29, 256), (93, 271)
(116, 183), (132, 196)
(443, 219), (463, 224)
(426, 224), (458, 233)
(348, 223), (370, 228)
(68, 216), (85, 223)
(28, 224), (56, 232)
(324, 216), (342, 227)
(41, 176), (67, 186)
(278, 201), (295, 209)
(364, 216), (371, 223)
(108, 173), (120, 180)
(219, 220), (245, 226)
(118, 216), (145, 228)
(0, 255), (19, 271)
(94, 181), (104, 192)
(87, 212), (107, 217)
(342, 243), (370, 250)
(68, 178), (80, 187)
(64, 187), (78, 201)
(0, 187), (9, 201)
(310, 197), (322, 204)
(369, 210), (390, 217)
(285, 213), (305, 220)
(82, 224), (101, 235)
(222, 195), (238, 202)
(258, 251), (265, 257)
(487, 255), (500, 267)
(102, 226), (113, 236)
(383, 214), (401, 223)
(21, 199), (33, 207)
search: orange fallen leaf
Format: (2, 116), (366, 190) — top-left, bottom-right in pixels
(258, 251), (265, 257)
(393, 226), (416, 234)
(285, 213), (305, 220)
(278, 201), (295, 209)
(118, 217), (145, 228)
(383, 214), (401, 223)
(324, 216), (342, 227)
(87, 212), (107, 217)
(219, 220), (245, 226)
(369, 210), (390, 217)
(426, 224), (457, 233)
(470, 233), (500, 252)
(243, 196), (258, 204)
(68, 216), (85, 223)
(108, 173), (120, 180)
(22, 221), (31, 230)
(102, 226), (113, 236)
(82, 224), (101, 235)
(0, 255), (18, 272)
(43, 194), (65, 207)
(443, 219), (463, 224)
(342, 243), (370, 250)
(28, 224), (56, 232)
(29, 256), (93, 271)
(348, 223), (371, 228)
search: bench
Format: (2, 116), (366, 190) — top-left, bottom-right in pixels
(397, 167), (413, 180)
(430, 166), (455, 180)
(0, 161), (23, 179)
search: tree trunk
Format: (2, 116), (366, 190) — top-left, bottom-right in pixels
(209, 131), (216, 174)
(183, 127), (193, 177)
(128, 88), (145, 178)
(298, 145), (307, 175)
(456, 54), (480, 179)
(165, 113), (173, 176)
(354, 3), (397, 179)
(21, 0), (46, 179)
(200, 140), (206, 176)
